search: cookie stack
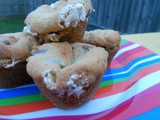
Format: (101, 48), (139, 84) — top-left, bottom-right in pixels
(0, 0), (121, 109)
(0, 32), (38, 88)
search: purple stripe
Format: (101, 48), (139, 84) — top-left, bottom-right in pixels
(30, 83), (160, 120)
(111, 46), (152, 68)
(29, 109), (113, 120)
(133, 83), (160, 100)
(113, 45), (146, 63)
(120, 41), (134, 49)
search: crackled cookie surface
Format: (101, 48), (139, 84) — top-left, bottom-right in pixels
(0, 32), (38, 88)
(0, 32), (37, 60)
(27, 42), (108, 109)
(81, 29), (121, 63)
(24, 0), (93, 43)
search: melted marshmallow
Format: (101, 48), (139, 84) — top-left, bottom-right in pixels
(59, 3), (86, 27)
(44, 33), (59, 42)
(4, 59), (20, 68)
(41, 69), (56, 90)
(66, 73), (86, 97)
(23, 24), (38, 36)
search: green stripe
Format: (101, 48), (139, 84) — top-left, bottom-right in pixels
(99, 61), (160, 88)
(120, 39), (129, 45)
(2, 61), (159, 107)
(0, 94), (47, 106)
(98, 38), (130, 88)
(99, 65), (145, 88)
(99, 78), (124, 88)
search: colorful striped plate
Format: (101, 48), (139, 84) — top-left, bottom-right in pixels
(0, 39), (160, 120)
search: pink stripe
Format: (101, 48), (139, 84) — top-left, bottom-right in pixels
(30, 64), (160, 120)
(97, 64), (160, 99)
(120, 41), (134, 49)
(31, 83), (160, 120)
(110, 46), (153, 68)
(99, 83), (160, 120)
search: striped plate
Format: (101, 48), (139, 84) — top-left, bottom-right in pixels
(0, 39), (160, 120)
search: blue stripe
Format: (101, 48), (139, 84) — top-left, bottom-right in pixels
(0, 85), (40, 99)
(102, 57), (160, 81)
(104, 53), (157, 75)
(102, 55), (160, 81)
(1, 54), (159, 99)
(129, 106), (160, 120)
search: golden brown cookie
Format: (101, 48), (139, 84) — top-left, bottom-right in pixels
(81, 29), (121, 63)
(27, 42), (108, 109)
(0, 32), (38, 88)
(24, 0), (93, 44)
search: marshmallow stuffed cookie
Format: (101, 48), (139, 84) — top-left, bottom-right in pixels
(0, 32), (38, 88)
(81, 29), (121, 63)
(26, 42), (108, 109)
(24, 0), (93, 44)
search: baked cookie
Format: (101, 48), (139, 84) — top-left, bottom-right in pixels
(27, 42), (108, 109)
(24, 0), (93, 44)
(0, 32), (38, 88)
(81, 29), (121, 63)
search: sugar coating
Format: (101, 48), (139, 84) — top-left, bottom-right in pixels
(4, 59), (20, 69)
(23, 24), (38, 36)
(59, 3), (86, 27)
(42, 69), (56, 90)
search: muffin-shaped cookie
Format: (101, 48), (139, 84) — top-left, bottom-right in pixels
(24, 0), (93, 44)
(27, 42), (108, 109)
(0, 32), (38, 88)
(81, 29), (121, 63)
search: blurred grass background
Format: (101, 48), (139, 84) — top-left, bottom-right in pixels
(0, 18), (25, 33)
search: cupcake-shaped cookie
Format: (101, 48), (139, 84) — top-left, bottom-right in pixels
(24, 0), (93, 44)
(0, 32), (38, 88)
(81, 29), (121, 63)
(27, 42), (108, 109)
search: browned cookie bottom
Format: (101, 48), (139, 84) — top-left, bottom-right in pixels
(34, 76), (101, 109)
(0, 61), (33, 88)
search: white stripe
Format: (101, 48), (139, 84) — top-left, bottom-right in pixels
(1, 70), (160, 119)
(0, 83), (36, 92)
(114, 44), (140, 58)
(103, 55), (160, 77)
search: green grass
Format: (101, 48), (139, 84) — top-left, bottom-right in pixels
(0, 18), (25, 34)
